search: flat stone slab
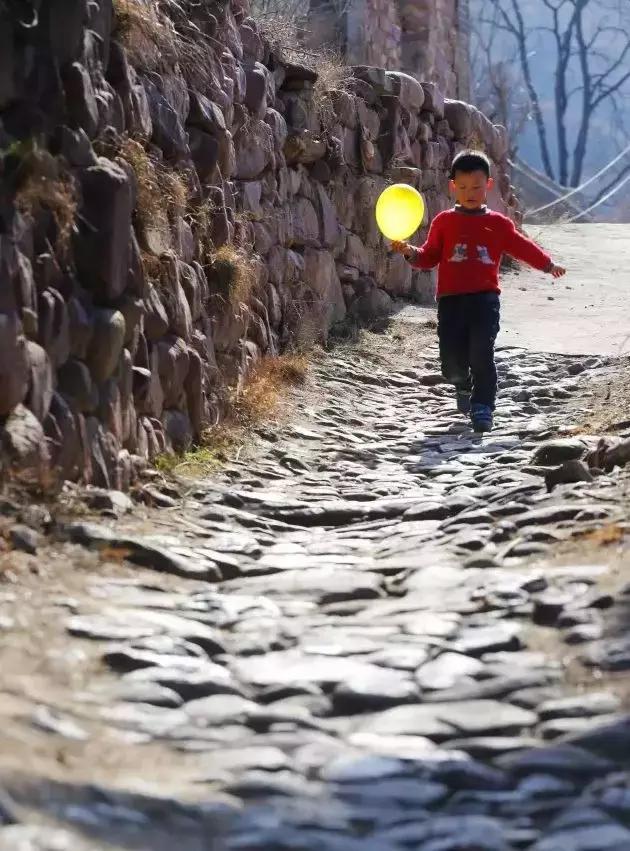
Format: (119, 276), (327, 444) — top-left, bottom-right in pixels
(357, 705), (456, 740)
(231, 651), (409, 690)
(356, 700), (537, 741)
(416, 652), (485, 690)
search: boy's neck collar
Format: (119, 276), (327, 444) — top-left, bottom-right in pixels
(454, 204), (488, 215)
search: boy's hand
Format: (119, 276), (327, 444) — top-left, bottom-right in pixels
(548, 263), (566, 279)
(391, 240), (414, 259)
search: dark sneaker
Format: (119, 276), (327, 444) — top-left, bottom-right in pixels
(456, 390), (472, 415)
(471, 403), (493, 433)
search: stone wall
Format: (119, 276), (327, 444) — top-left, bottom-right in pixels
(399, 0), (470, 99)
(310, 0), (470, 99)
(0, 0), (517, 489)
(345, 0), (402, 69)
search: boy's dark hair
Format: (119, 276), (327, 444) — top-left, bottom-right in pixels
(450, 150), (491, 180)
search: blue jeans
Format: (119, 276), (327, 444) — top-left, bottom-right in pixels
(437, 291), (501, 409)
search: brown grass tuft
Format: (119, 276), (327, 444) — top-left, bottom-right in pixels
(162, 170), (189, 220)
(209, 245), (256, 306)
(284, 294), (329, 351)
(113, 0), (216, 89)
(118, 136), (188, 232)
(254, 10), (301, 61)
(573, 524), (626, 547)
(231, 353), (308, 425)
(113, 0), (180, 71)
(154, 354), (309, 478)
(314, 53), (354, 97)
(13, 146), (77, 259)
(118, 137), (162, 224)
(189, 197), (217, 264)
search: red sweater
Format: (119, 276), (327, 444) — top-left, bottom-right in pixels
(408, 207), (552, 297)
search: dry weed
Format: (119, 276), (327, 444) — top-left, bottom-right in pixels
(573, 524), (626, 547)
(189, 196), (219, 263)
(209, 245), (256, 305)
(113, 0), (180, 70)
(231, 353), (308, 425)
(118, 136), (188, 230)
(252, 9), (353, 128)
(15, 164), (77, 258)
(162, 169), (189, 222)
(118, 137), (163, 225)
(140, 249), (163, 281)
(155, 352), (309, 478)
(314, 54), (354, 129)
(113, 0), (216, 88)
(253, 10), (302, 60)
(284, 295), (329, 351)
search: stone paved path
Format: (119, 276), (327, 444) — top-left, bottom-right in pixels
(1, 319), (630, 850)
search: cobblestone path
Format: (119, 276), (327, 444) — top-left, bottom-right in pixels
(1, 325), (629, 850)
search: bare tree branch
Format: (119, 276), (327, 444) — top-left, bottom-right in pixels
(471, 0), (630, 189)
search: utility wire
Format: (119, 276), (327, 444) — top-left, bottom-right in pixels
(564, 170), (630, 222)
(522, 141), (630, 216)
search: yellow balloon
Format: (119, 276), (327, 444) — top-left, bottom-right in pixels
(375, 184), (426, 241)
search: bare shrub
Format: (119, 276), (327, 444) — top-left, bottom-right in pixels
(251, 6), (353, 128)
(209, 245), (257, 306)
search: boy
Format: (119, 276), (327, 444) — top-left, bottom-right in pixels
(392, 150), (566, 433)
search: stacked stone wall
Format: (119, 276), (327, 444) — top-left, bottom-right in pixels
(315, 0), (470, 98)
(345, 0), (402, 69)
(0, 0), (518, 488)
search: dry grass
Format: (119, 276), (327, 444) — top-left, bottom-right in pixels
(162, 170), (188, 221)
(252, 9), (352, 129)
(572, 524), (626, 547)
(155, 353), (309, 477)
(254, 10), (301, 61)
(118, 137), (163, 226)
(209, 245), (257, 306)
(113, 0), (180, 71)
(113, 0), (216, 89)
(118, 136), (188, 231)
(284, 294), (330, 351)
(314, 54), (354, 130)
(190, 197), (217, 263)
(231, 353), (308, 425)
(15, 166), (77, 258)
(155, 424), (240, 478)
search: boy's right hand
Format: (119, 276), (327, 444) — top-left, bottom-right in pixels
(391, 240), (414, 258)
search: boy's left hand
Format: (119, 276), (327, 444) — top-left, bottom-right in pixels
(549, 263), (566, 279)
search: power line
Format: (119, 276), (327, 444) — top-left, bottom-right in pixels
(511, 159), (585, 217)
(564, 170), (630, 222)
(522, 141), (630, 217)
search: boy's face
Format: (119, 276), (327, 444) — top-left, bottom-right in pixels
(449, 170), (494, 209)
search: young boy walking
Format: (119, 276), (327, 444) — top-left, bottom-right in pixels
(392, 150), (566, 433)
